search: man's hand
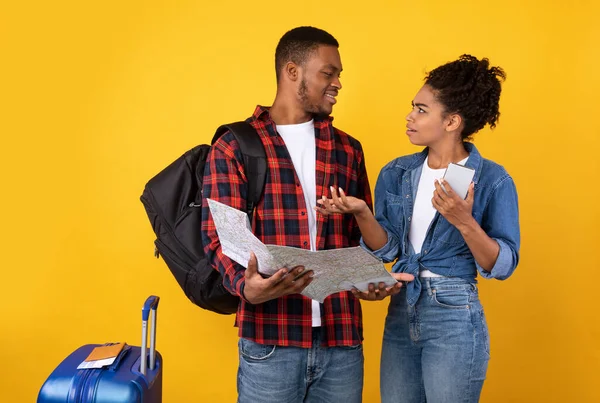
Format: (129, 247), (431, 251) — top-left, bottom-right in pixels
(242, 252), (314, 305)
(351, 273), (415, 301)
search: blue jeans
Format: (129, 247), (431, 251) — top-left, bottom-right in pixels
(237, 328), (364, 403)
(380, 277), (490, 403)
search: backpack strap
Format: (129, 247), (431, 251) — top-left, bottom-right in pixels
(212, 122), (267, 218)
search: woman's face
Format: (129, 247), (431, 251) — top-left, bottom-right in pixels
(405, 84), (451, 147)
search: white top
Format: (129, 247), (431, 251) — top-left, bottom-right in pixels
(410, 156), (468, 277)
(277, 120), (321, 326)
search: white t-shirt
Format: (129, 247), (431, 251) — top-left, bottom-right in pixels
(409, 156), (468, 277)
(277, 120), (321, 326)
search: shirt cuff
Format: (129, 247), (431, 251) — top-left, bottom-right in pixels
(476, 238), (516, 280)
(235, 276), (251, 303)
(359, 230), (400, 263)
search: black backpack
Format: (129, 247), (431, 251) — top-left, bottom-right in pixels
(140, 122), (267, 314)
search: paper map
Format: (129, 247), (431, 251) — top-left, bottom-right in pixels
(208, 199), (396, 302)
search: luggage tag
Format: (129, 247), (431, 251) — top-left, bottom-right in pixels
(77, 342), (126, 369)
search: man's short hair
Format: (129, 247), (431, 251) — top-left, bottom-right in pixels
(275, 26), (339, 81)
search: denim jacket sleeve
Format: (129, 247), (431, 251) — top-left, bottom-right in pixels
(477, 175), (521, 280)
(360, 164), (402, 263)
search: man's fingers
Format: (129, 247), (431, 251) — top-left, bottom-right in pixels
(268, 267), (290, 284)
(281, 269), (313, 295)
(276, 266), (312, 287)
(292, 273), (314, 291)
(245, 252), (259, 278)
(364, 283), (380, 300)
(391, 273), (415, 282)
(386, 282), (403, 296)
(351, 279), (407, 301)
(351, 285), (391, 301)
(374, 282), (398, 299)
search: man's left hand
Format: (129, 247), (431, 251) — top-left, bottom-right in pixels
(351, 273), (415, 301)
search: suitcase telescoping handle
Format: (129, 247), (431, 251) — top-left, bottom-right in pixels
(140, 295), (160, 376)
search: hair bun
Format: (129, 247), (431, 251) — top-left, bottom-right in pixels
(424, 54), (506, 139)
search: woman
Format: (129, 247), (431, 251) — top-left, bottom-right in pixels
(316, 55), (520, 402)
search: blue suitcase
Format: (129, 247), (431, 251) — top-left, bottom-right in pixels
(38, 296), (163, 403)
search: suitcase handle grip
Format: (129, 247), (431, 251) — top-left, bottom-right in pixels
(140, 295), (160, 375)
(142, 295), (159, 321)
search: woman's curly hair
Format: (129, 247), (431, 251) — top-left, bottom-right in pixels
(425, 54), (506, 140)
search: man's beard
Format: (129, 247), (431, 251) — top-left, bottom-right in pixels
(298, 78), (328, 117)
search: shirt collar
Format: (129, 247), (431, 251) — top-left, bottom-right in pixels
(398, 142), (484, 184)
(252, 105), (334, 126)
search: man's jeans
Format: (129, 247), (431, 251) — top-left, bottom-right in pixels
(237, 328), (364, 403)
(381, 277), (490, 403)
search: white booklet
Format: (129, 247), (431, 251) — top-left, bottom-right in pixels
(207, 199), (396, 302)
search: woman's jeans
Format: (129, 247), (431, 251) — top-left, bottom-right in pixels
(381, 277), (490, 403)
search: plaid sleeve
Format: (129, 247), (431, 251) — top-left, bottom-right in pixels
(200, 133), (250, 301)
(350, 144), (373, 246)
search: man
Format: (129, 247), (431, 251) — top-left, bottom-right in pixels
(201, 26), (407, 403)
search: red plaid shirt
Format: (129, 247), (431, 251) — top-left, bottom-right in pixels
(201, 106), (373, 347)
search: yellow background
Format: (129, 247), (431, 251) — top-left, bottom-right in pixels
(2, 1), (599, 402)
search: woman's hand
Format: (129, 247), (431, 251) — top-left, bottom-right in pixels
(316, 186), (389, 251)
(315, 186), (369, 216)
(433, 178), (502, 272)
(432, 179), (475, 231)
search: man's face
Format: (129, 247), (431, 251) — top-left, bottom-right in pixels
(297, 45), (342, 117)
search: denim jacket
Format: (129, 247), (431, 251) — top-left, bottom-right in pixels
(361, 143), (520, 305)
